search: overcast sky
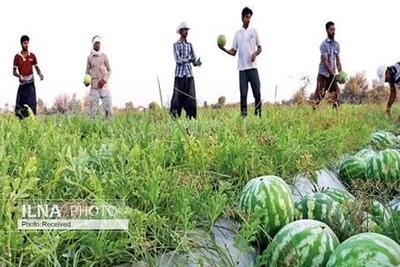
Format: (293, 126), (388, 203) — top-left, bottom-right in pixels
(0, 0), (399, 108)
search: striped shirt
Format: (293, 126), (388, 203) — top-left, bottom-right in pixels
(390, 62), (400, 87)
(318, 38), (340, 78)
(173, 39), (196, 78)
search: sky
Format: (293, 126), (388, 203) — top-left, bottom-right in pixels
(0, 0), (399, 109)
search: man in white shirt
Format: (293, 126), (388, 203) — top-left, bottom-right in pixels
(219, 7), (262, 117)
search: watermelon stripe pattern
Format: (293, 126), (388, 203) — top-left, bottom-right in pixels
(239, 175), (295, 236)
(368, 149), (400, 181)
(322, 188), (355, 207)
(294, 193), (349, 239)
(339, 156), (367, 182)
(355, 148), (376, 161)
(326, 233), (400, 267)
(370, 131), (397, 150)
(259, 220), (339, 267)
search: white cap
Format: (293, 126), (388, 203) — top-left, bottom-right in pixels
(176, 22), (190, 34)
(92, 35), (102, 45)
(377, 65), (387, 86)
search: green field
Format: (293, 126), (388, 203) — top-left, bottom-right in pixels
(0, 104), (399, 266)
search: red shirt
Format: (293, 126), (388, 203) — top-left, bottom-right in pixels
(13, 52), (37, 76)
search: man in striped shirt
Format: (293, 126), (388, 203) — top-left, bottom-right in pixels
(13, 35), (44, 119)
(377, 63), (400, 116)
(170, 22), (202, 119)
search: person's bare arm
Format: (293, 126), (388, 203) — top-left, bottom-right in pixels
(386, 82), (396, 116)
(219, 46), (236, 56)
(251, 45), (262, 62)
(336, 54), (342, 72)
(34, 65), (44, 80)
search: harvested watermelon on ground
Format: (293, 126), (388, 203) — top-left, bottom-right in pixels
(338, 156), (367, 182)
(367, 149), (400, 181)
(239, 175), (294, 238)
(369, 200), (392, 225)
(370, 131), (397, 150)
(326, 233), (400, 267)
(258, 219), (339, 267)
(321, 188), (355, 212)
(294, 192), (351, 240)
(355, 148), (376, 161)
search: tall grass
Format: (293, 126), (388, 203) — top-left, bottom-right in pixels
(0, 104), (397, 266)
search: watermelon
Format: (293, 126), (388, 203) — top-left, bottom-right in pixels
(294, 193), (350, 239)
(369, 200), (392, 225)
(239, 175), (295, 236)
(337, 71), (348, 84)
(217, 34), (226, 47)
(258, 219), (339, 267)
(326, 233), (400, 267)
(355, 148), (376, 161)
(338, 156), (367, 182)
(83, 74), (92, 87)
(368, 149), (400, 181)
(321, 188), (355, 209)
(370, 131), (397, 150)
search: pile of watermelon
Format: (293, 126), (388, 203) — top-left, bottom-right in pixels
(338, 131), (400, 182)
(238, 170), (399, 265)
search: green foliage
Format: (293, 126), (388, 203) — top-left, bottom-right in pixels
(0, 104), (397, 265)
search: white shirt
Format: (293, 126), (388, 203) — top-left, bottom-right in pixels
(232, 27), (260, 71)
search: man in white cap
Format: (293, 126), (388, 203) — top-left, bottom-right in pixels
(170, 22), (202, 119)
(85, 35), (112, 118)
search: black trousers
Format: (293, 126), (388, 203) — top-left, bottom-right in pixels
(239, 68), (261, 117)
(170, 76), (196, 119)
(15, 82), (37, 119)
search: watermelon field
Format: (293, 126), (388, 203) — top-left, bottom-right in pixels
(1, 103), (400, 266)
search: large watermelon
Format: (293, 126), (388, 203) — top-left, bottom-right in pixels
(258, 219), (339, 267)
(370, 131), (397, 150)
(326, 233), (400, 267)
(294, 193), (350, 240)
(239, 175), (294, 236)
(321, 188), (355, 211)
(338, 156), (367, 182)
(367, 149), (400, 181)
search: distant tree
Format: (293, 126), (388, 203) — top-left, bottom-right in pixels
(124, 102), (135, 112)
(149, 101), (160, 110)
(218, 96), (226, 106)
(364, 79), (390, 104)
(203, 101), (208, 109)
(341, 72), (369, 104)
(37, 98), (47, 114)
(291, 76), (311, 105)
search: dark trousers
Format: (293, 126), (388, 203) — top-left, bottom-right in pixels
(170, 76), (196, 119)
(15, 82), (37, 119)
(239, 68), (261, 117)
(314, 74), (340, 108)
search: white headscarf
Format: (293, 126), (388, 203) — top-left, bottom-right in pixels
(91, 35), (103, 56)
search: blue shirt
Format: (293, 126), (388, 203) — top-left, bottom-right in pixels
(173, 39), (197, 78)
(318, 38), (340, 78)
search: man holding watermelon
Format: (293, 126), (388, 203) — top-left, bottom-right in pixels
(377, 63), (400, 117)
(85, 35), (113, 119)
(218, 7), (262, 117)
(170, 22), (202, 120)
(313, 21), (344, 109)
(13, 35), (44, 119)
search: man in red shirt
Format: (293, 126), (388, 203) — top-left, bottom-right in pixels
(13, 35), (44, 119)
